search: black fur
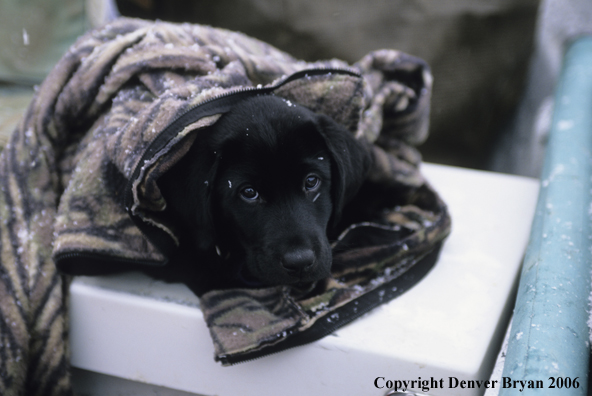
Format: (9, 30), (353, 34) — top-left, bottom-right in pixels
(158, 95), (371, 294)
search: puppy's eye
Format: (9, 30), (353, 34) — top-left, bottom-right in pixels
(240, 187), (259, 201)
(304, 175), (320, 191)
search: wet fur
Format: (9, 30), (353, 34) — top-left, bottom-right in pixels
(157, 95), (371, 295)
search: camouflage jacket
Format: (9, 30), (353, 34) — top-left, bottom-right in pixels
(0, 17), (449, 394)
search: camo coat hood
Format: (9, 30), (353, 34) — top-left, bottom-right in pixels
(0, 17), (449, 393)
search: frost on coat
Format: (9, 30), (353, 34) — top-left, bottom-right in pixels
(0, 16), (448, 392)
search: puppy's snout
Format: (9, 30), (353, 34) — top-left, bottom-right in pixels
(281, 249), (315, 273)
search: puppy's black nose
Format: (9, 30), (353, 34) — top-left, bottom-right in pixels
(282, 249), (315, 273)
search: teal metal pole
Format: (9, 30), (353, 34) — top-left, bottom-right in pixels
(500, 37), (592, 395)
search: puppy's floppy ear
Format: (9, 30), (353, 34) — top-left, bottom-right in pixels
(315, 114), (372, 224)
(190, 154), (220, 252)
(159, 134), (220, 254)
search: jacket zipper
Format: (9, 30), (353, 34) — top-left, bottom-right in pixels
(122, 66), (362, 213)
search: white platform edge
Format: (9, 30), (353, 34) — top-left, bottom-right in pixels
(68, 164), (540, 396)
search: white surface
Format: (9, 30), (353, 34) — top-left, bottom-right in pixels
(69, 164), (540, 396)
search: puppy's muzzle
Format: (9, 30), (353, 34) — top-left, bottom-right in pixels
(281, 249), (315, 276)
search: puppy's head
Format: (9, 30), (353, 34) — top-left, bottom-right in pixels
(164, 95), (370, 287)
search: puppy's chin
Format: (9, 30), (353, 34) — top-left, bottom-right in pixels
(238, 262), (332, 288)
(235, 268), (266, 288)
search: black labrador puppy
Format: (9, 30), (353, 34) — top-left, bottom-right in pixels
(158, 95), (371, 294)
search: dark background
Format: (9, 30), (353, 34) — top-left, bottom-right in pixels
(114, 0), (540, 170)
